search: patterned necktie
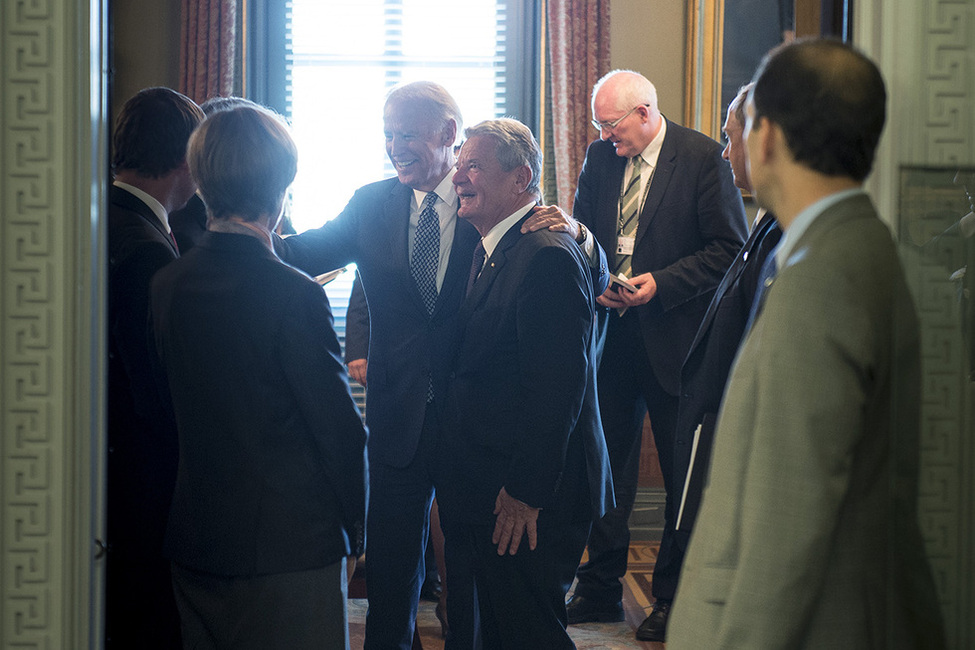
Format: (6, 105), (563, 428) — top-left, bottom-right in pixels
(412, 192), (440, 314)
(614, 156), (644, 279)
(466, 241), (486, 297)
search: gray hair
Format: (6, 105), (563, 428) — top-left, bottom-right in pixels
(729, 82), (754, 127)
(464, 118), (542, 199)
(385, 81), (463, 144)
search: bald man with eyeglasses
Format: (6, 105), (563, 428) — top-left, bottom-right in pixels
(560, 69), (748, 642)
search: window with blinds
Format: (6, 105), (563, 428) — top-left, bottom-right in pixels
(285, 0), (532, 232)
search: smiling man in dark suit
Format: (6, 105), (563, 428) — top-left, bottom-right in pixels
(562, 70), (748, 641)
(275, 81), (476, 648)
(439, 117), (613, 648)
(106, 86), (203, 649)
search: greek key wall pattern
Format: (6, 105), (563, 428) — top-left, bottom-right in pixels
(913, 1), (975, 647)
(2, 0), (101, 647)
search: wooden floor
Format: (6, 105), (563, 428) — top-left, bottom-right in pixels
(348, 541), (665, 649)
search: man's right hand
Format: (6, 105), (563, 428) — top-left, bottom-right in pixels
(347, 359), (368, 387)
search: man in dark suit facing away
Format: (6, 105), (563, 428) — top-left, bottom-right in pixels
(561, 70), (748, 642)
(275, 81), (609, 649)
(437, 118), (614, 648)
(150, 104), (368, 649)
(106, 86), (203, 648)
(663, 82), (782, 639)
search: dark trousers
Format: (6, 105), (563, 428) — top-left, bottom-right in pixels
(105, 551), (182, 649)
(364, 401), (441, 650)
(575, 310), (683, 603)
(453, 518), (591, 649)
(171, 560), (347, 649)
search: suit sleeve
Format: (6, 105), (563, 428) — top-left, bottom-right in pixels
(278, 281), (369, 555)
(652, 143), (748, 312)
(571, 143), (602, 236)
(344, 271), (370, 363)
(504, 245), (593, 508)
(274, 188), (366, 275)
(111, 235), (178, 423)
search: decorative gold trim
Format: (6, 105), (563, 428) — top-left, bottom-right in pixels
(683, 0), (725, 140)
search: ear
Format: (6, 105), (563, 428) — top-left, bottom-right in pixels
(753, 116), (777, 165)
(442, 119), (458, 147)
(514, 164), (533, 193)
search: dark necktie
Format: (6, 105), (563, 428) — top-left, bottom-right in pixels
(466, 241), (486, 297)
(168, 230), (180, 254)
(412, 192), (440, 314)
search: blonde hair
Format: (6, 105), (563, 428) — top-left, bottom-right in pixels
(188, 105), (297, 222)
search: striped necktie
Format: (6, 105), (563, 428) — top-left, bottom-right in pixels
(614, 156), (644, 278)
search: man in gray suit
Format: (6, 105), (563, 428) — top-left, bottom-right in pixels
(669, 39), (946, 648)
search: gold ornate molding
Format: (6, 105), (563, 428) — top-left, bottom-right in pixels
(684, 0), (724, 140)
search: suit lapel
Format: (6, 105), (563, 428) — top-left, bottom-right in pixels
(634, 123), (676, 250)
(111, 185), (179, 256)
(598, 152), (627, 252)
(685, 211), (777, 355)
(460, 212), (532, 319)
(437, 217), (479, 319)
(385, 183), (429, 313)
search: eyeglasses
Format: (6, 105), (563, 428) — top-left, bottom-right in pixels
(591, 104), (650, 132)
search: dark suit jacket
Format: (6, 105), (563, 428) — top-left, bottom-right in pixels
(107, 185), (180, 557)
(573, 120), (748, 394)
(278, 177), (610, 468)
(150, 232), (368, 576)
(344, 271), (370, 363)
(276, 177), (480, 468)
(673, 211), (782, 541)
(439, 215), (614, 527)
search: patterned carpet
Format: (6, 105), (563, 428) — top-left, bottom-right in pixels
(349, 542), (664, 649)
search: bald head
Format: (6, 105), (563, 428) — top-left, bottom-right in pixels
(590, 70), (663, 159)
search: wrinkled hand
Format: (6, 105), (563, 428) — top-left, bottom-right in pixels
(492, 487), (540, 555)
(520, 205), (580, 241)
(347, 359), (368, 387)
(596, 287), (629, 309)
(617, 272), (657, 306)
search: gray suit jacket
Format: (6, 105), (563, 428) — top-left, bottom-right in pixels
(669, 194), (945, 648)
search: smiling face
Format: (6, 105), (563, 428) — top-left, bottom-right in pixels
(384, 100), (455, 192)
(453, 134), (529, 235)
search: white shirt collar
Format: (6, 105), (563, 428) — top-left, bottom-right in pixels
(412, 173), (458, 213)
(481, 202), (537, 259)
(634, 117), (667, 170)
(113, 180), (171, 232)
(776, 187), (865, 269)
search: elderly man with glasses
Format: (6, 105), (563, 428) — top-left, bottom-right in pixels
(558, 69), (748, 642)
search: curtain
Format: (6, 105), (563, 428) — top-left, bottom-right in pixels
(544, 0), (611, 211)
(179, 0), (236, 103)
